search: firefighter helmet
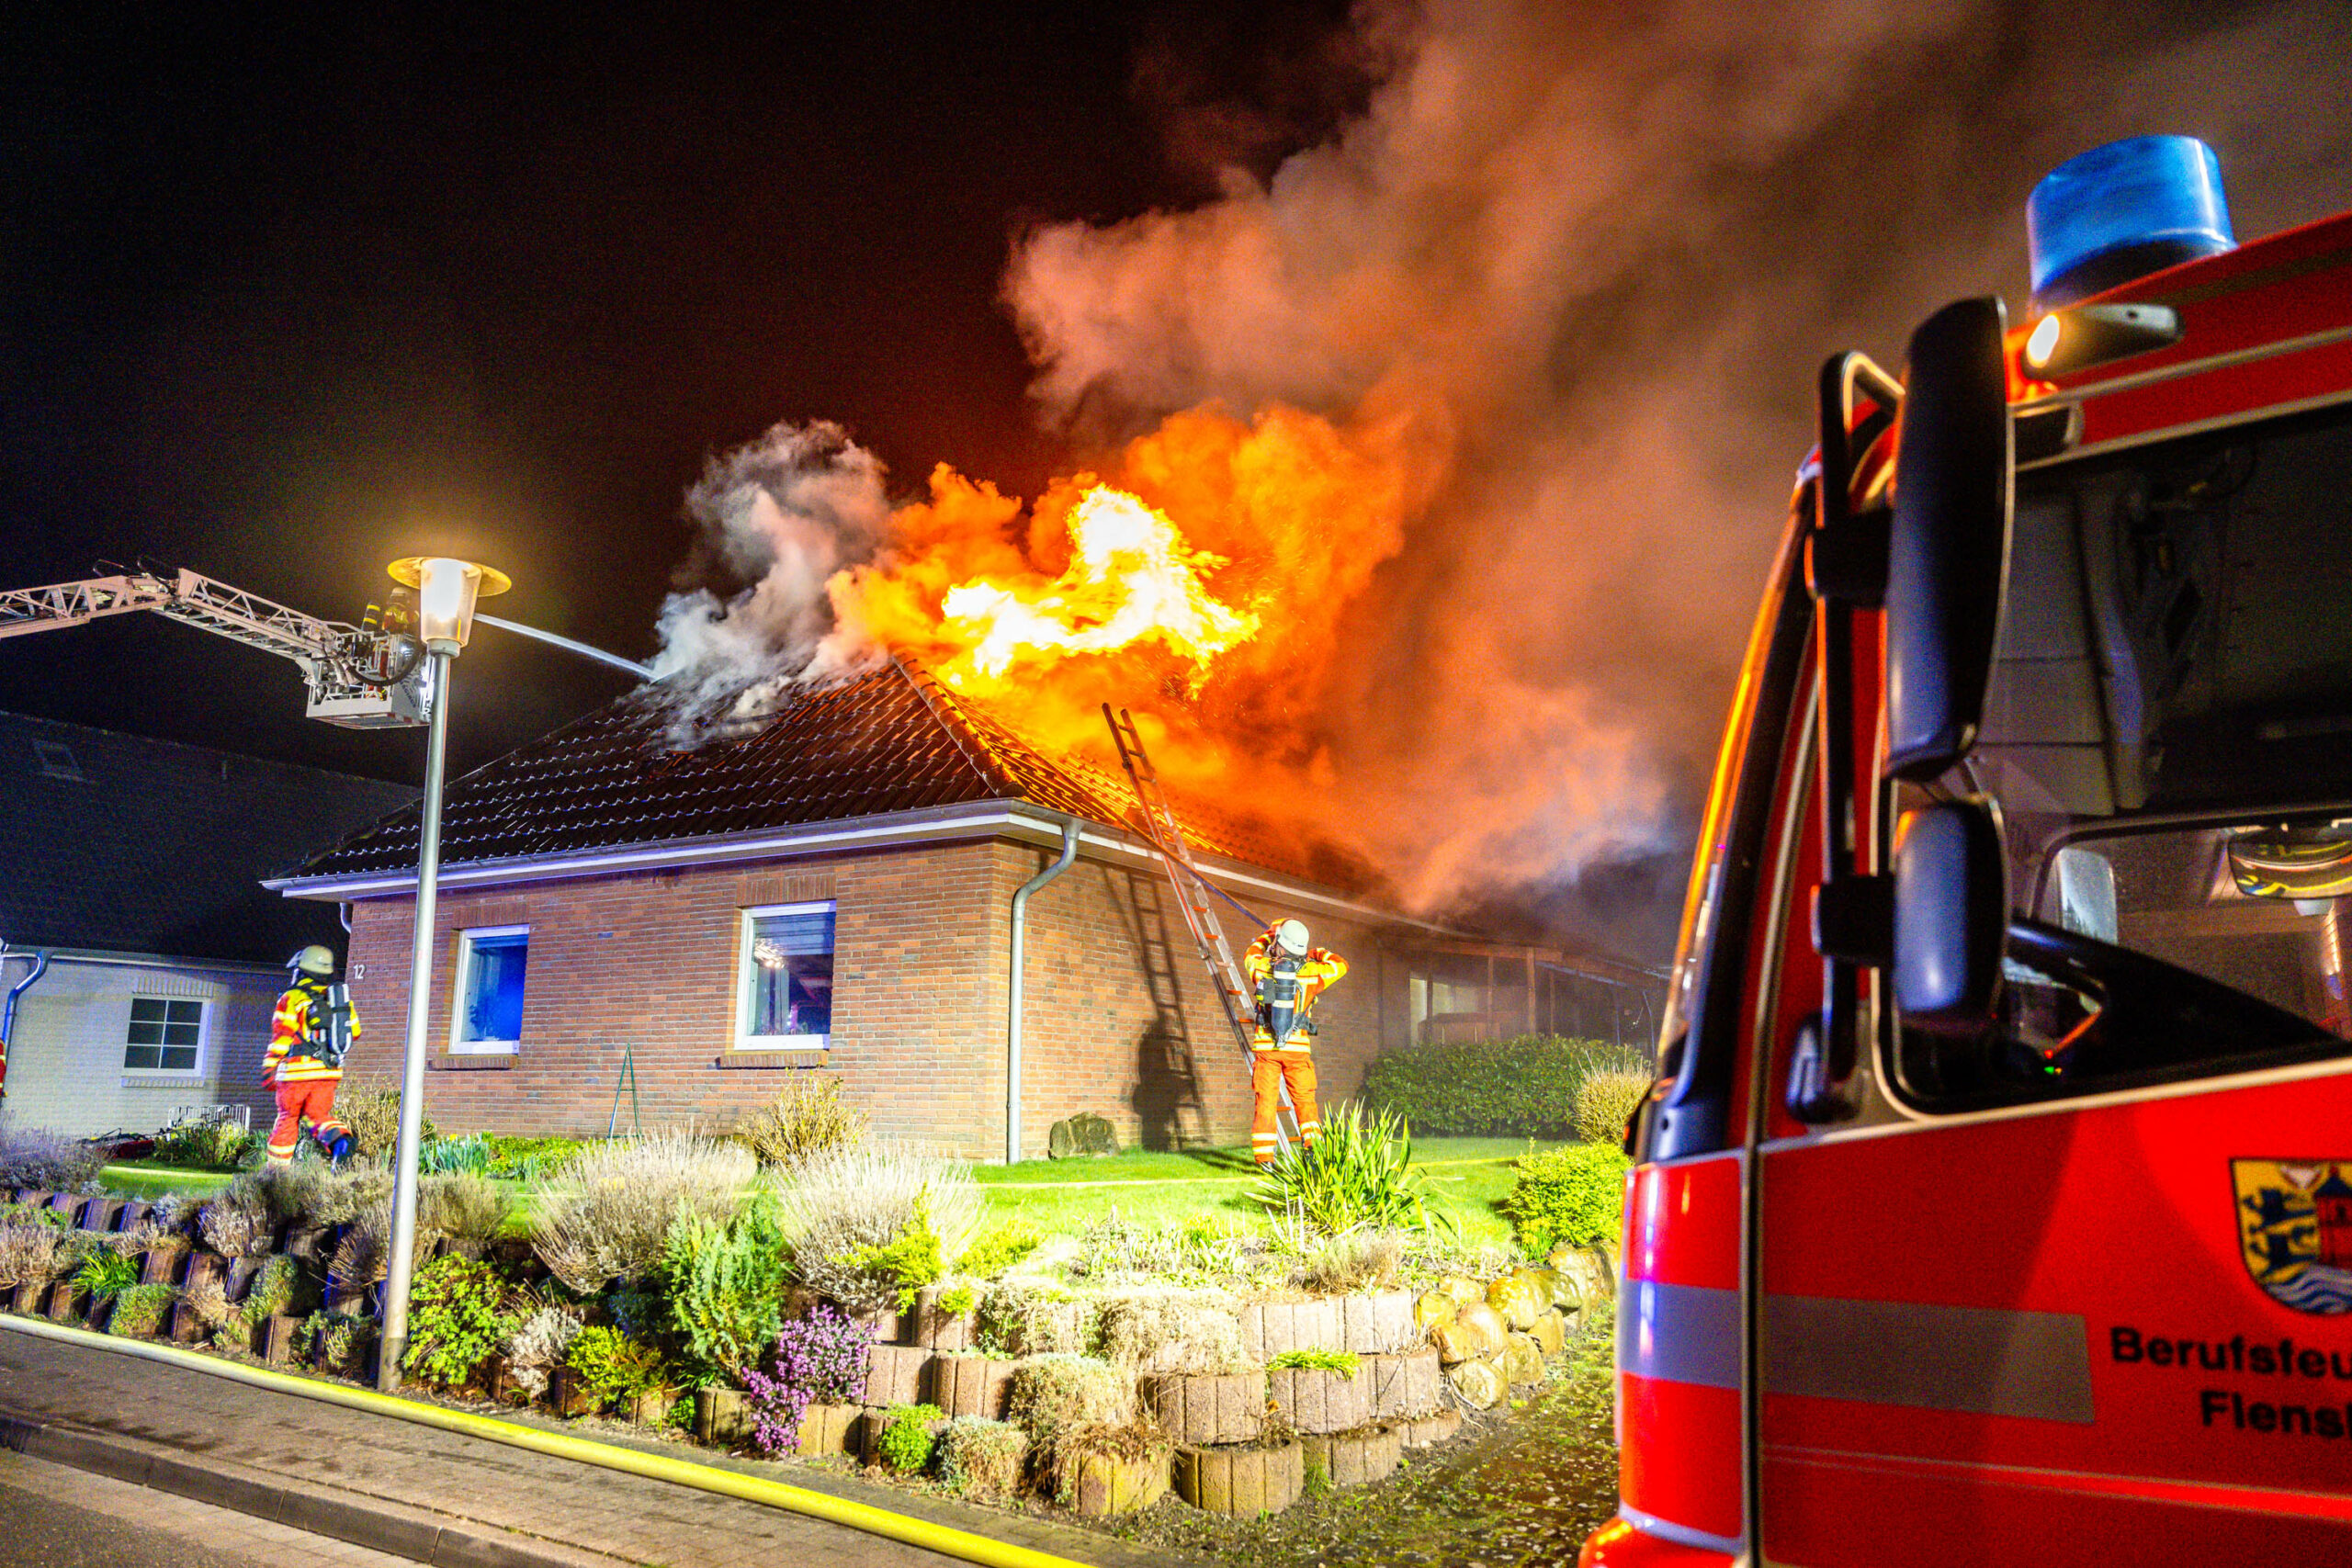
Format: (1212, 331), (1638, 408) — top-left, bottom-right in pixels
(287, 943), (336, 976)
(1272, 919), (1310, 957)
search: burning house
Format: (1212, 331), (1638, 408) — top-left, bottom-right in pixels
(270, 660), (1652, 1158)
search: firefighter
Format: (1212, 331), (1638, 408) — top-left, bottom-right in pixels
(1242, 919), (1346, 1166)
(264, 944), (357, 1165)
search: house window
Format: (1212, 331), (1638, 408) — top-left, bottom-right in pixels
(452, 926), (529, 1052)
(737, 901), (835, 1049)
(32, 739), (83, 781)
(125, 998), (204, 1073)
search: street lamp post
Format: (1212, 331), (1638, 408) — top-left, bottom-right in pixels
(377, 555), (509, 1392)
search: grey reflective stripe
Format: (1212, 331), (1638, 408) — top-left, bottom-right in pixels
(1763, 1295), (2094, 1424)
(1616, 1278), (2097, 1425)
(1617, 1277), (1740, 1390)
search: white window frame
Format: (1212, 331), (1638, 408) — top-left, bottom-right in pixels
(449, 924), (530, 1055)
(734, 900), (835, 1053)
(122, 996), (209, 1077)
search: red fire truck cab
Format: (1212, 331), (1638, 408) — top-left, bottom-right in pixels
(1583, 137), (2352, 1567)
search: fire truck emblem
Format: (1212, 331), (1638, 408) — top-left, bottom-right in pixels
(2233, 1159), (2352, 1314)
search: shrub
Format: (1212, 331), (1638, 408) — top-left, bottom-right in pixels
(225, 1255), (302, 1340)
(199, 1186), (275, 1259)
(1574, 1068), (1652, 1146)
(739, 1303), (874, 1456)
(103, 1220), (166, 1258)
(1005, 1355), (1134, 1449)
(736, 1078), (868, 1169)
(662, 1189), (789, 1378)
(977, 1279), (1096, 1358)
(0, 1126), (104, 1190)
(481, 1134), (590, 1183)
(0, 1215), (66, 1287)
(565, 1325), (664, 1410)
(329, 1203), (391, 1296)
(420, 1133), (492, 1177)
(1499, 1143), (1631, 1256)
(960, 1220), (1044, 1280)
(838, 1200), (945, 1314)
(181, 1272), (232, 1331)
(237, 1161), (340, 1230)
(421, 1171), (515, 1250)
(72, 1249), (141, 1303)
(107, 1281), (175, 1337)
(770, 1143), (978, 1312)
(304, 1309), (374, 1375)
(151, 1117), (258, 1171)
(935, 1417), (1027, 1502)
(336, 1077), (435, 1160)
(1269, 1348), (1358, 1375)
(1250, 1101), (1438, 1238)
(400, 1254), (514, 1388)
(1070, 1210), (1241, 1286)
(1360, 1036), (1652, 1137)
(503, 1306), (584, 1399)
(876, 1404), (944, 1473)
(531, 1134), (755, 1293)
(1292, 1230), (1405, 1294)
(1097, 1290), (1246, 1374)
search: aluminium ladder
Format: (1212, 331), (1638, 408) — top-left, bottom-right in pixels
(1101, 705), (1298, 1156)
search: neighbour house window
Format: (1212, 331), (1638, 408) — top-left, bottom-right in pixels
(124, 998), (204, 1073)
(452, 926), (528, 1052)
(738, 901), (836, 1049)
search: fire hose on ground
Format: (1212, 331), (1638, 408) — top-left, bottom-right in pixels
(0, 1313), (1093, 1568)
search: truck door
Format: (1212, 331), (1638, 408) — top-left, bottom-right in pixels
(1754, 401), (2352, 1566)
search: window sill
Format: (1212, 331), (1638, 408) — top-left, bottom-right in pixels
(716, 1047), (828, 1070)
(431, 1055), (517, 1071)
(119, 1075), (207, 1089)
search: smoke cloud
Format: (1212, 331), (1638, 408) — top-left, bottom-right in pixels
(656, 0), (2352, 956)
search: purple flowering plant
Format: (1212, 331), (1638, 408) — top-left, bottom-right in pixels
(740, 1304), (874, 1456)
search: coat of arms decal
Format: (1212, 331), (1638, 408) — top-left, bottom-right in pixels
(2234, 1158), (2352, 1314)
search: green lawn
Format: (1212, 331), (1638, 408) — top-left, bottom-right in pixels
(100, 1135), (1554, 1250)
(975, 1137), (1554, 1247)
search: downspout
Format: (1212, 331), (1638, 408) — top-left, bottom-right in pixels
(1007, 818), (1080, 1165)
(0, 943), (52, 1101)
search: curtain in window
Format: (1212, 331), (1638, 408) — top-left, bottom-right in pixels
(748, 907), (834, 1038)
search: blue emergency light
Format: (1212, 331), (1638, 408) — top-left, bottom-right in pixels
(2026, 136), (2234, 313)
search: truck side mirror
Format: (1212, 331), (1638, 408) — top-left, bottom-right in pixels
(1893, 799), (2007, 1036)
(1884, 297), (2013, 780)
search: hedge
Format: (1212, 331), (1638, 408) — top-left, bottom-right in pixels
(1358, 1035), (1650, 1138)
(1500, 1143), (1632, 1255)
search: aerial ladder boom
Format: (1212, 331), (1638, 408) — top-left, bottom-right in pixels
(1102, 705), (1299, 1156)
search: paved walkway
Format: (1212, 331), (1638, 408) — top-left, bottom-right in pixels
(0, 1328), (1171, 1568)
(0, 1449), (420, 1568)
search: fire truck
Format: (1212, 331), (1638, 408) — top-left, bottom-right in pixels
(1583, 137), (2352, 1566)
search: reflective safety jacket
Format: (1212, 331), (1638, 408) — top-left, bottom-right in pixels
(1242, 931), (1346, 1053)
(264, 977), (358, 1085)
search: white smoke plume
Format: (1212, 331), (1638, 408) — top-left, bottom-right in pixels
(650, 421), (892, 738)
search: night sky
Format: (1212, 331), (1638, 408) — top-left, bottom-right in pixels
(0, 1), (1359, 780)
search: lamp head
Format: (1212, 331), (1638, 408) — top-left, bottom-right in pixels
(387, 557), (512, 651)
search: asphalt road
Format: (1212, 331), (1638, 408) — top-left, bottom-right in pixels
(0, 1450), (414, 1568)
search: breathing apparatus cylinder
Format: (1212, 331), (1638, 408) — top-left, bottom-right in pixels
(1257, 920), (1316, 1044)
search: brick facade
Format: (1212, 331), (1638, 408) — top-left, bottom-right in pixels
(329, 834), (1401, 1161)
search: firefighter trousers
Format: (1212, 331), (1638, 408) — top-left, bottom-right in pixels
(1251, 1051), (1319, 1165)
(267, 1077), (349, 1163)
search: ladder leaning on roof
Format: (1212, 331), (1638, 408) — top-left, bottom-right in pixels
(1101, 705), (1297, 1158)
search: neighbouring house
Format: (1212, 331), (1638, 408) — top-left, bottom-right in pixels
(271, 660), (1657, 1160)
(0, 712), (417, 1138)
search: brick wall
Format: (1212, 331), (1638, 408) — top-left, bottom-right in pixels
(330, 837), (1394, 1161)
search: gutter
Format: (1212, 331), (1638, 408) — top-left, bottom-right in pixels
(268, 799), (1460, 935)
(1006, 818), (1080, 1165)
(0, 943), (50, 1100)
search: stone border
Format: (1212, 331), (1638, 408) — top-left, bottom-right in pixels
(1301, 1424), (1402, 1489)
(1138, 1370), (1263, 1446)
(1268, 1362), (1373, 1434)
(1173, 1439), (1305, 1514)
